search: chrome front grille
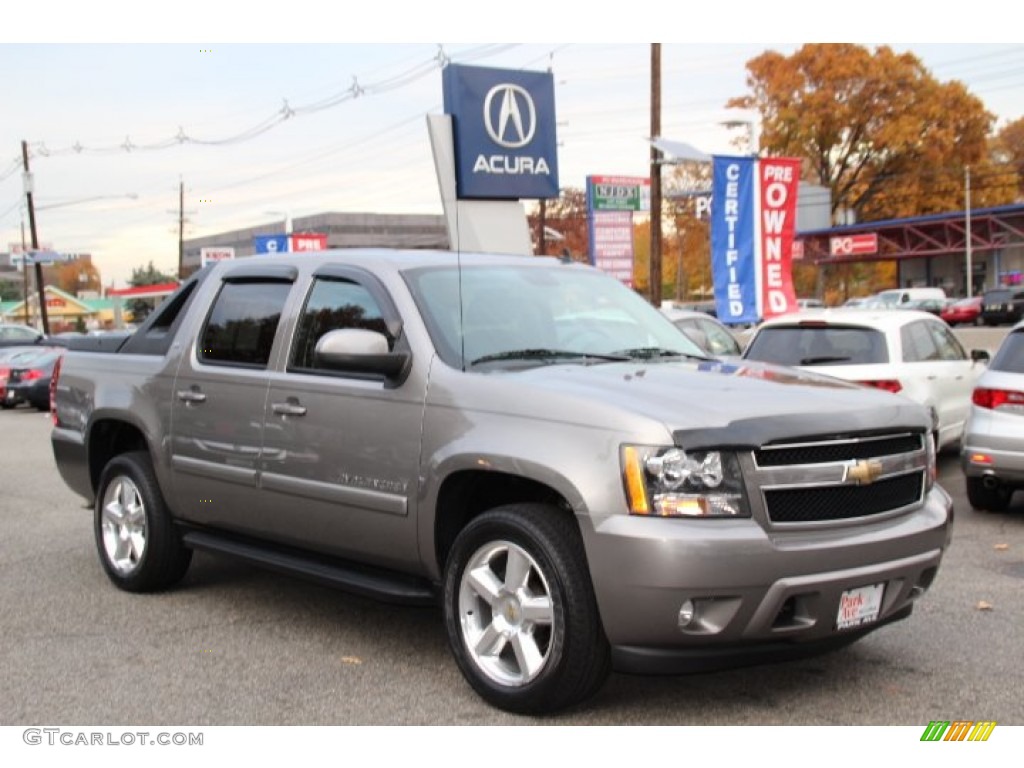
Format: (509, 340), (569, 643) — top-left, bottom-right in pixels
(750, 432), (928, 525)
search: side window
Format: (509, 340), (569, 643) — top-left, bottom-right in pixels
(928, 322), (966, 361)
(199, 281), (291, 367)
(901, 321), (940, 362)
(290, 278), (393, 371)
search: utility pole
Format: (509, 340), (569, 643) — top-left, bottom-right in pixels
(178, 178), (185, 279)
(21, 140), (50, 335)
(649, 44), (663, 308)
(965, 166), (973, 296)
(20, 217), (30, 325)
(538, 198), (547, 256)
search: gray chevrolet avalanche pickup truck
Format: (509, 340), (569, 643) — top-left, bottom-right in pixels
(51, 249), (953, 714)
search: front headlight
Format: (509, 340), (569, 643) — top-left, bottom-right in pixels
(621, 445), (751, 518)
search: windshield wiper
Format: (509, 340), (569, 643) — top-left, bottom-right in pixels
(798, 355), (851, 365)
(469, 348), (631, 367)
(611, 347), (708, 361)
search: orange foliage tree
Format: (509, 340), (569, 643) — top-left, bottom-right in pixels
(526, 188), (590, 261)
(993, 116), (1024, 201)
(728, 44), (1018, 301)
(728, 44), (1013, 220)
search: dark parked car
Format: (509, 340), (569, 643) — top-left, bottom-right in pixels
(2, 346), (64, 410)
(981, 287), (1024, 326)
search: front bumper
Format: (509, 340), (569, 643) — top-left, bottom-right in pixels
(581, 486), (951, 673)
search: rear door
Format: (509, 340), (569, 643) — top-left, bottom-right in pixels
(899, 318), (973, 447)
(169, 266), (296, 531)
(257, 266), (426, 571)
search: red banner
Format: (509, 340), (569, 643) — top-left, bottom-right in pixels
(758, 158), (800, 319)
(289, 234), (328, 252)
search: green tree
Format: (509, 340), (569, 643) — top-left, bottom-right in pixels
(127, 260), (178, 321)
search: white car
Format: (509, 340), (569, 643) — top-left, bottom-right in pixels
(743, 309), (990, 451)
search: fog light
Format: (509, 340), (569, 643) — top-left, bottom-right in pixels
(969, 452), (993, 465)
(678, 599), (696, 629)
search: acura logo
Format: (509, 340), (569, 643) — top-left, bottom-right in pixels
(483, 84), (536, 149)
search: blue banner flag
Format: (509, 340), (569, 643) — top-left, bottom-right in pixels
(711, 156), (759, 324)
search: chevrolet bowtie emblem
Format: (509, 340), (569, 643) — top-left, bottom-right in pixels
(846, 459), (883, 485)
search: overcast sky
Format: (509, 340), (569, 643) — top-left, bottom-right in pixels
(2, 4), (1022, 287)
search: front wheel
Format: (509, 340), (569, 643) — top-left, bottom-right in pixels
(443, 503), (610, 714)
(95, 451), (192, 592)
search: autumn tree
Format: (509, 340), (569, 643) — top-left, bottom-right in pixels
(526, 188), (590, 261)
(42, 257), (102, 296)
(728, 44), (1014, 222)
(993, 116), (1024, 201)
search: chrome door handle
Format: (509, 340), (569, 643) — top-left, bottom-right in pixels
(177, 390), (207, 404)
(272, 401), (307, 417)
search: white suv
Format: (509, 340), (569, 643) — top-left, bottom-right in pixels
(743, 309), (990, 451)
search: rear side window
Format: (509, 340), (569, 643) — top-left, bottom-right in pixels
(744, 326), (888, 366)
(199, 282), (291, 367)
(991, 331), (1024, 373)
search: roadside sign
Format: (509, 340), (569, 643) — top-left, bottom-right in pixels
(290, 234), (327, 252)
(254, 235), (289, 255)
(587, 176), (651, 212)
(201, 247), (235, 267)
(830, 232), (878, 257)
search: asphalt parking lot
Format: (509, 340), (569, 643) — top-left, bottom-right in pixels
(1, 330), (1022, 726)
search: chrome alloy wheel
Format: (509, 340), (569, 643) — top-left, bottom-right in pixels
(100, 475), (147, 575)
(458, 539), (555, 687)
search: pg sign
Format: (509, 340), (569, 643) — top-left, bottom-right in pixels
(830, 232), (878, 257)
(442, 64), (559, 199)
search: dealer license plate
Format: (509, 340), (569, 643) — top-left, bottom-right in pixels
(836, 584), (884, 630)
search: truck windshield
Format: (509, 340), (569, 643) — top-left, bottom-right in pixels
(404, 263), (704, 370)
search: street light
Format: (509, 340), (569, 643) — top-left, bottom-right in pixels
(264, 209), (293, 235)
(720, 119), (758, 156)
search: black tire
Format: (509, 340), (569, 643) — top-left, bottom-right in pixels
(442, 503), (610, 714)
(94, 451), (192, 592)
(966, 476), (1013, 512)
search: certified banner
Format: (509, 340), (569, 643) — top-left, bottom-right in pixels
(758, 158), (800, 319)
(710, 156), (759, 325)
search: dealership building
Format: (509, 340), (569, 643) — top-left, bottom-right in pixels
(798, 203), (1024, 295)
(180, 211), (449, 275)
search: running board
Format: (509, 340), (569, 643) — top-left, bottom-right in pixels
(181, 530), (437, 606)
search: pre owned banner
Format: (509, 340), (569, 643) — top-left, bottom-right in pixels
(710, 156), (759, 325)
(710, 155), (800, 323)
(758, 158), (800, 319)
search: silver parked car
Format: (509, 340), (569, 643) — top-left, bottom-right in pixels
(961, 320), (1024, 511)
(660, 307), (742, 358)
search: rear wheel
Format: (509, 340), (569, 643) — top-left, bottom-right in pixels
(966, 476), (1013, 512)
(443, 503), (610, 714)
(95, 451), (192, 592)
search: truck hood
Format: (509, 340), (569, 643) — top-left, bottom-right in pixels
(494, 357), (931, 448)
